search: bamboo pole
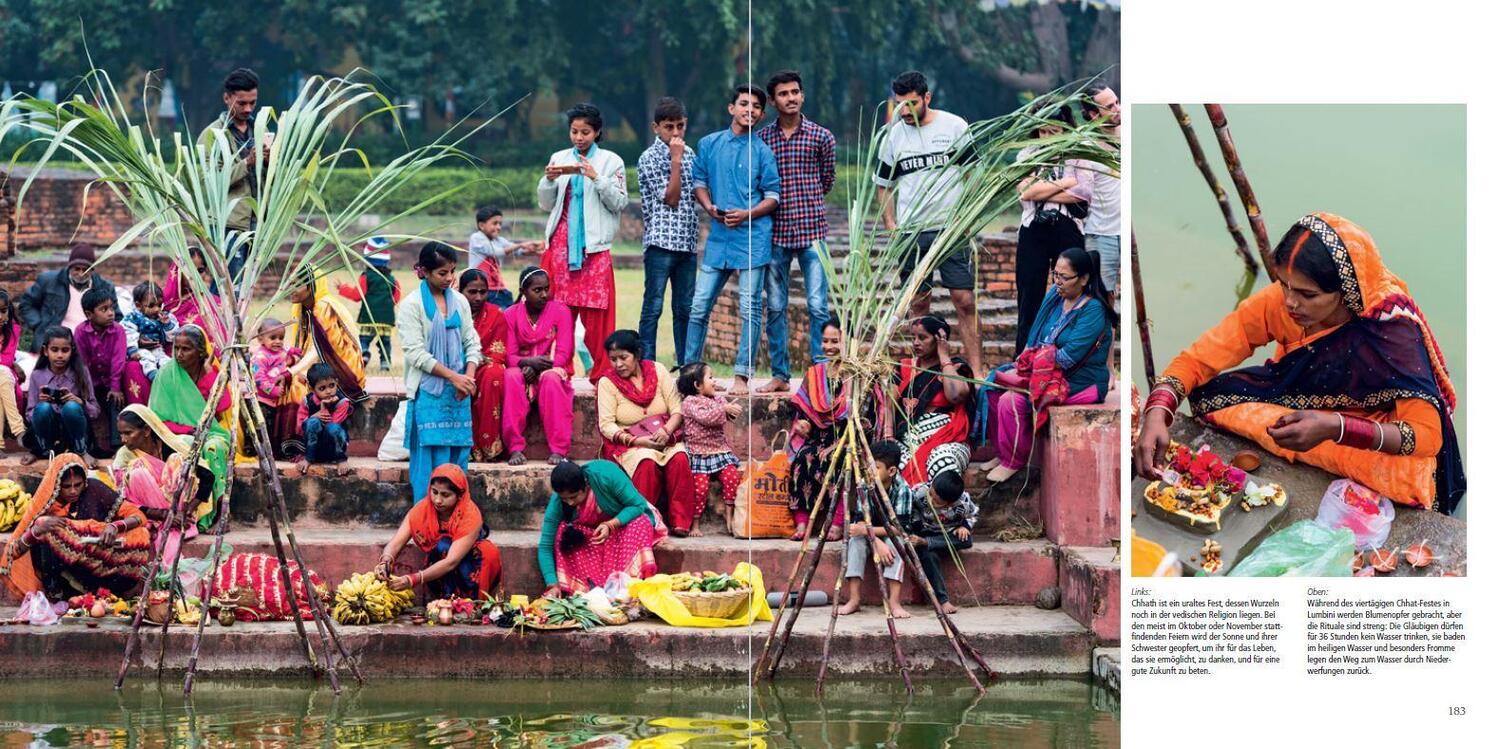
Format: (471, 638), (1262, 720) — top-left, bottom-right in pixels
(1131, 231), (1157, 384)
(1168, 104), (1257, 274)
(1203, 104), (1276, 281)
(814, 470), (855, 695)
(849, 466), (914, 694)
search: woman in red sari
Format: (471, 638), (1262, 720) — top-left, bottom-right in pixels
(376, 464), (502, 599)
(460, 270), (507, 461)
(895, 316), (975, 486)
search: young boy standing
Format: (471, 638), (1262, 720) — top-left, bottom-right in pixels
(297, 362), (352, 475)
(636, 97), (700, 366)
(337, 237), (402, 369)
(758, 70), (836, 392)
(73, 285), (126, 455)
(468, 207), (537, 309)
(840, 440), (913, 618)
(684, 85), (781, 395)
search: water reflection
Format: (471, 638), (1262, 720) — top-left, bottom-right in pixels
(0, 678), (1117, 748)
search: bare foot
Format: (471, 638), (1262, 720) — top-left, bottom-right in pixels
(669, 528), (689, 538)
(941, 602), (959, 615)
(824, 525), (844, 542)
(295, 459), (309, 475)
(548, 453), (565, 465)
(729, 377), (750, 395)
(19, 453), (38, 466)
(976, 456), (1002, 472)
(687, 524), (704, 537)
(724, 512), (736, 534)
(508, 452), (527, 466)
(889, 604), (913, 619)
(756, 378), (790, 394)
(790, 524), (808, 541)
(335, 462), (353, 477)
(837, 598), (862, 616)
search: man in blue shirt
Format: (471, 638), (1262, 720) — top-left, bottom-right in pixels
(684, 84), (781, 394)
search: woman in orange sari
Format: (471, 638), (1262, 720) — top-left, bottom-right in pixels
(1136, 213), (1464, 513)
(374, 464), (501, 599)
(1, 453), (152, 600)
(461, 269), (507, 461)
(287, 275), (369, 406)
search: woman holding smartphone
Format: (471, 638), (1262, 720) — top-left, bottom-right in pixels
(537, 103), (628, 382)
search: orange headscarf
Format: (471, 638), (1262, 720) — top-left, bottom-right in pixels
(1290, 213), (1457, 413)
(405, 464), (483, 553)
(2, 454), (97, 595)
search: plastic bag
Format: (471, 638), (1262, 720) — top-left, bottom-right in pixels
(17, 591), (62, 625)
(731, 432), (797, 539)
(1228, 520), (1355, 577)
(175, 543), (235, 598)
(378, 400), (411, 461)
(603, 571), (633, 603)
(629, 562), (773, 628)
(1314, 479), (1394, 550)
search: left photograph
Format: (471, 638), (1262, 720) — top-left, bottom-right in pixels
(0, 1), (1120, 745)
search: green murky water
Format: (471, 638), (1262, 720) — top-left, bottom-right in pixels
(1131, 103), (1466, 516)
(0, 678), (1118, 747)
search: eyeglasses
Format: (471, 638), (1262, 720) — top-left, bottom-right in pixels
(1051, 270), (1079, 283)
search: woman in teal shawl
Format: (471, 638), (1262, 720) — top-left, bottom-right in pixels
(147, 324), (231, 529)
(537, 460), (666, 596)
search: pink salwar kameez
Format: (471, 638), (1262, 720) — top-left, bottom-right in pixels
(114, 452), (196, 565)
(502, 300), (575, 457)
(987, 384), (1102, 471)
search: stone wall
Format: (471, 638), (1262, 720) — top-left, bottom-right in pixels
(0, 168), (136, 255)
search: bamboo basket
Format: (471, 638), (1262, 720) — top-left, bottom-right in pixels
(674, 588), (751, 619)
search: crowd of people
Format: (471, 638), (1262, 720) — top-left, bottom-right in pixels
(0, 67), (1123, 613)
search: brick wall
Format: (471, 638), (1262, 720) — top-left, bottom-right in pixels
(0, 168), (136, 256)
(702, 232), (1019, 370)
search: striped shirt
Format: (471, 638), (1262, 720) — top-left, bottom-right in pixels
(758, 117), (836, 248)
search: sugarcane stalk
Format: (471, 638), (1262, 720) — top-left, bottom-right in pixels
(849, 458), (914, 694)
(1169, 104), (1257, 273)
(1203, 104), (1276, 281)
(814, 469), (855, 695)
(1131, 231), (1157, 383)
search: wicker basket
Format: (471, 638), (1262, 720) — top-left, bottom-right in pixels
(675, 587), (751, 619)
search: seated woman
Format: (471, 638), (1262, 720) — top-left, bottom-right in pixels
(112, 404), (219, 564)
(976, 247), (1115, 483)
(287, 274), (369, 406)
(160, 245), (226, 348)
(375, 464), (501, 599)
(537, 460), (666, 596)
(147, 325), (232, 528)
(1136, 213), (1464, 513)
(595, 330), (696, 534)
(502, 266), (575, 466)
(1, 453), (152, 601)
(895, 316), (975, 486)
(788, 319), (868, 540)
(459, 270), (508, 462)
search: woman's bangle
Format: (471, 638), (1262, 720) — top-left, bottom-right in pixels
(1336, 415), (1379, 450)
(1375, 423), (1386, 452)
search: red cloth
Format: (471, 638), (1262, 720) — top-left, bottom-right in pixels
(470, 302), (507, 459)
(553, 492), (662, 593)
(896, 358), (971, 485)
(631, 451), (696, 533)
(211, 552), (327, 621)
(691, 463), (742, 515)
(543, 190), (614, 382)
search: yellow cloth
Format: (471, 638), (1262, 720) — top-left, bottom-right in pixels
(1131, 531), (1180, 577)
(629, 562), (773, 628)
(288, 290), (367, 403)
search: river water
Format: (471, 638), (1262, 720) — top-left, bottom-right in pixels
(1130, 103), (1467, 515)
(0, 677), (1118, 748)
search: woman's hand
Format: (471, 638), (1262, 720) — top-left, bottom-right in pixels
(650, 428), (671, 447)
(64, 391), (85, 406)
(544, 164), (567, 181)
(1267, 410), (1339, 452)
(31, 516), (63, 537)
(591, 522), (614, 545)
(935, 330), (953, 362)
(578, 158), (598, 180)
(1133, 409), (1173, 479)
(547, 367), (569, 381)
(374, 559), (391, 581)
(793, 419), (811, 437)
(543, 585), (563, 599)
(387, 574), (414, 592)
(449, 372), (477, 398)
(99, 522), (119, 547)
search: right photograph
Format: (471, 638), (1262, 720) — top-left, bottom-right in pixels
(1129, 103), (1467, 577)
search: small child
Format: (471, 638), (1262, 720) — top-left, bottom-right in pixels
(839, 440), (912, 618)
(469, 206), (539, 309)
(676, 363), (743, 536)
(22, 326), (100, 466)
(251, 317), (302, 459)
(0, 290), (27, 451)
(122, 281), (179, 381)
(908, 470), (979, 615)
(296, 362), (352, 475)
(73, 285), (126, 455)
(337, 237), (401, 370)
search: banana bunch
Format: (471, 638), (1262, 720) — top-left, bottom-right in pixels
(667, 572), (700, 592)
(0, 479), (33, 532)
(332, 572), (414, 625)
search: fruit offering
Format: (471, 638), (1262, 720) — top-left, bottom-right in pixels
(667, 571), (746, 593)
(332, 572), (415, 625)
(0, 479), (34, 532)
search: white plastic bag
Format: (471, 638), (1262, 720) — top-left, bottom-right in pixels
(1314, 479), (1394, 550)
(17, 591), (62, 625)
(603, 571), (634, 603)
(378, 400), (411, 461)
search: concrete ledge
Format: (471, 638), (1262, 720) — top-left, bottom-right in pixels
(1059, 546), (1120, 645)
(1040, 395), (1121, 548)
(0, 605), (1093, 679)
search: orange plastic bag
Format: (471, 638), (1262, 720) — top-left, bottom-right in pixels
(732, 431), (797, 539)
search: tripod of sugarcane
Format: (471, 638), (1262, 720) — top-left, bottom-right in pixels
(114, 344), (363, 694)
(752, 386), (997, 694)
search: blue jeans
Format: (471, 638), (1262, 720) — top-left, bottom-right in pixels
(302, 418), (349, 463)
(30, 401), (90, 456)
(638, 246), (698, 365)
(488, 289), (515, 309)
(684, 265), (768, 378)
(360, 331), (393, 367)
(765, 242), (830, 380)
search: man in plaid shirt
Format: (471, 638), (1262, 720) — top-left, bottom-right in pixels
(758, 70), (836, 393)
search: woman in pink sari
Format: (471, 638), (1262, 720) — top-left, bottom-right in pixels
(538, 460), (666, 596)
(111, 404), (218, 564)
(502, 266), (575, 466)
(161, 246), (226, 345)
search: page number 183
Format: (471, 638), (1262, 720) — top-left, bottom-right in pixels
(1449, 707), (1466, 716)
